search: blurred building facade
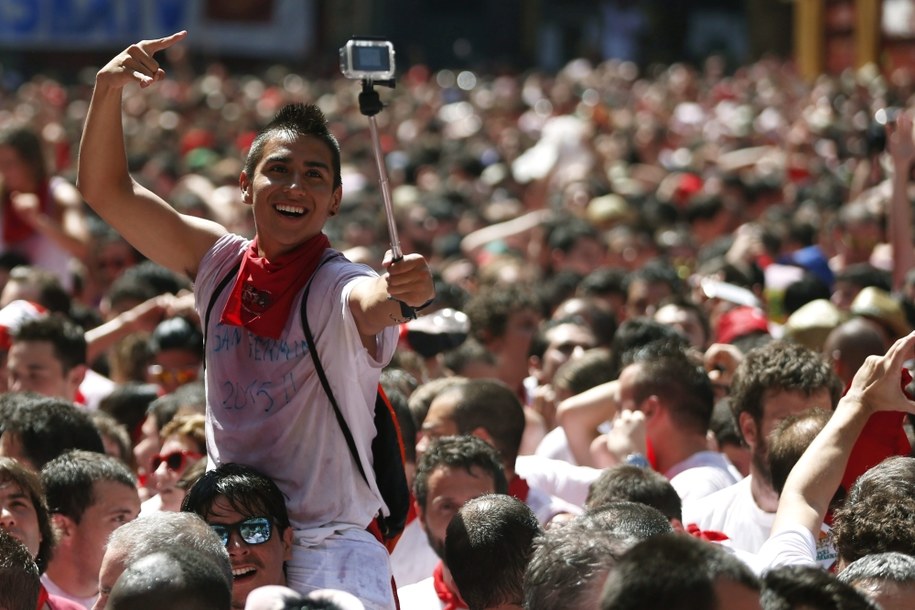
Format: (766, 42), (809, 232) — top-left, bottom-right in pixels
(1, 0), (912, 81)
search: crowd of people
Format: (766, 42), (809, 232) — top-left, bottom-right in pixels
(1, 26), (915, 609)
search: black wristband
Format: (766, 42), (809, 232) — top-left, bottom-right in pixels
(414, 297), (435, 312)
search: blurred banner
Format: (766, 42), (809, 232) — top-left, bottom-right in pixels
(0, 0), (315, 59)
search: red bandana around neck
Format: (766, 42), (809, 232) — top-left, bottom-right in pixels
(508, 475), (530, 503)
(220, 233), (330, 339)
(35, 584), (49, 610)
(432, 561), (466, 610)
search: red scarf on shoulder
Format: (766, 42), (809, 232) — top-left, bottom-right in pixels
(219, 233), (330, 339)
(433, 562), (467, 610)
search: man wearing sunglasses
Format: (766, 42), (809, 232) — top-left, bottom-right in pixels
(182, 463), (293, 610)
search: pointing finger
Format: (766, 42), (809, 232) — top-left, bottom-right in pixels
(139, 30), (188, 55)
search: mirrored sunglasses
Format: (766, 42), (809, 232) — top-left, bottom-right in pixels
(209, 516), (273, 546)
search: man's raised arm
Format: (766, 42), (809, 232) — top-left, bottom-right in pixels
(77, 31), (225, 279)
(772, 331), (915, 539)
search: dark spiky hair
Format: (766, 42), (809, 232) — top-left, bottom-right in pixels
(244, 103), (341, 188)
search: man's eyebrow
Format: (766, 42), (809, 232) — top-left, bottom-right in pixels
(263, 154), (330, 170)
(263, 154), (291, 164)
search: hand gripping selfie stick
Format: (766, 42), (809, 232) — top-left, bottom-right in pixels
(341, 37), (416, 319)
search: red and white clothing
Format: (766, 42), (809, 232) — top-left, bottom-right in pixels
(390, 475), (580, 588)
(195, 235), (398, 609)
(36, 584), (86, 610)
(685, 476), (838, 570)
(397, 563), (466, 610)
(683, 476), (770, 554)
(39, 575), (96, 609)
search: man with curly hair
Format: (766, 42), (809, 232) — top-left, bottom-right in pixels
(683, 340), (842, 553)
(758, 332), (915, 577)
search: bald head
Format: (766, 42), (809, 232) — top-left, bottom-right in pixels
(105, 550), (230, 610)
(824, 318), (888, 387)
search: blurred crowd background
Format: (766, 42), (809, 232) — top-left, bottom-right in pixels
(1, 0), (915, 353)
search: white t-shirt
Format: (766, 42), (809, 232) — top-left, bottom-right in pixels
(666, 450), (740, 503)
(756, 523), (819, 571)
(195, 235), (397, 541)
(516, 454), (601, 508)
(533, 425), (578, 464)
(683, 476), (771, 553)
(40, 574), (98, 609)
(390, 518), (439, 588)
(397, 576), (445, 610)
(684, 477), (838, 570)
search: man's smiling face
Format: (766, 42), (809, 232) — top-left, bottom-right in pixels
(204, 495), (292, 609)
(240, 133), (341, 260)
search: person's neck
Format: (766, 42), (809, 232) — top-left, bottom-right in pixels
(46, 548), (98, 599)
(651, 431), (709, 474)
(749, 469), (779, 513)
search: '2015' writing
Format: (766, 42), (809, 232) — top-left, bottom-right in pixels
(219, 371), (299, 413)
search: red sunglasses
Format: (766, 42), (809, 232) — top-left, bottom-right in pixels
(151, 450), (203, 472)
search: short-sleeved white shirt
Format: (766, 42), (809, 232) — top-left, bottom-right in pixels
(195, 234), (397, 539)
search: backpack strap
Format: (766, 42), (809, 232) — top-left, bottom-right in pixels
(202, 261), (242, 352)
(300, 256), (371, 488)
(201, 252), (370, 490)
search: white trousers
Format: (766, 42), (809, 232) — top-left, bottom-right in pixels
(287, 527), (396, 610)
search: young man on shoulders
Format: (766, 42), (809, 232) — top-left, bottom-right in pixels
(77, 32), (434, 610)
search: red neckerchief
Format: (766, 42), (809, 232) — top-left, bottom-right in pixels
(220, 233), (330, 339)
(432, 561), (466, 610)
(646, 437), (658, 470)
(3, 180), (50, 244)
(508, 475), (530, 503)
(36, 584), (49, 610)
(686, 522), (729, 542)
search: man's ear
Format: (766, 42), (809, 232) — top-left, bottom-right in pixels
(281, 526), (294, 562)
(51, 513), (75, 542)
(329, 185), (342, 216)
(470, 427), (495, 449)
(528, 354), (544, 384)
(738, 411), (757, 449)
(67, 364), (87, 401)
(641, 395), (662, 420)
(239, 172), (253, 205)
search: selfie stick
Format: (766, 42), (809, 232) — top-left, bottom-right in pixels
(358, 78), (416, 319)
